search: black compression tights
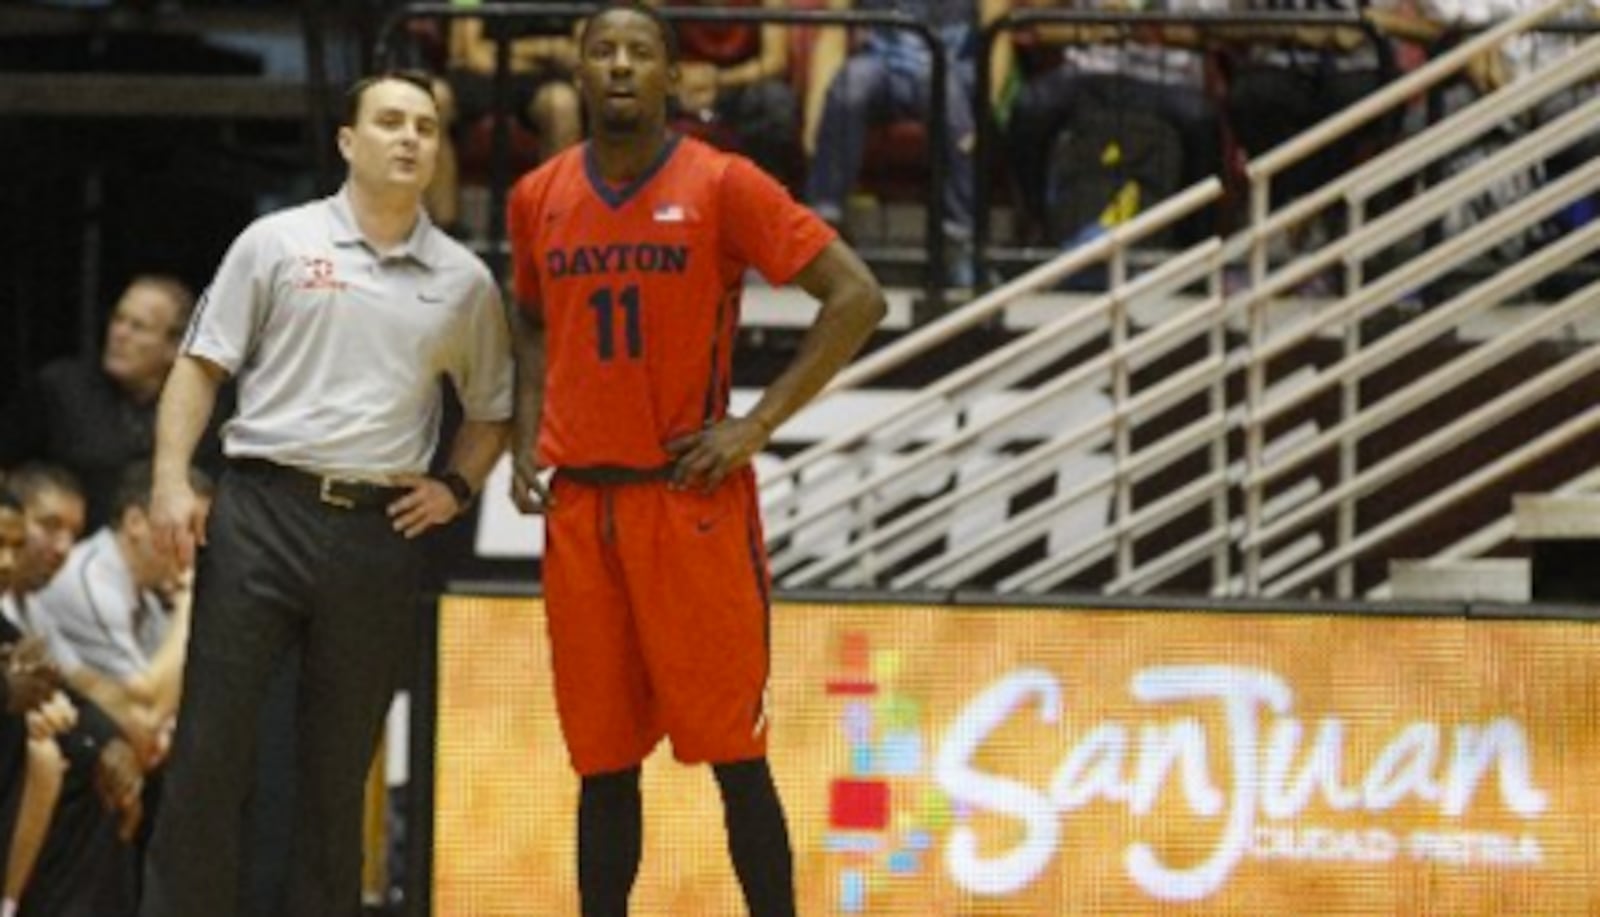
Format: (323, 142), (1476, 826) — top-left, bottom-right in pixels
(577, 759), (795, 917)
(714, 758), (797, 917)
(578, 767), (642, 917)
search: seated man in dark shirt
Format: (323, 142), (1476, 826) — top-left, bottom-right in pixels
(1, 276), (224, 531)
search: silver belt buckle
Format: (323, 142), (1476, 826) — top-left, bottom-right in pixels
(319, 476), (356, 509)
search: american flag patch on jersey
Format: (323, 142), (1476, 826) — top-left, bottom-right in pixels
(653, 203), (688, 222)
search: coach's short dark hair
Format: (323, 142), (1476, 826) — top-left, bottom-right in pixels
(580, 2), (680, 65)
(342, 69), (437, 127)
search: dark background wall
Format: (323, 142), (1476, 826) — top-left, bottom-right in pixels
(0, 3), (367, 401)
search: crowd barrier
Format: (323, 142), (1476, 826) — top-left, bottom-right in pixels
(374, 4), (1600, 310)
(406, 590), (1600, 915)
(375, 2), (953, 306)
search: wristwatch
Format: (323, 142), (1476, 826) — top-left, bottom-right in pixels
(435, 470), (475, 512)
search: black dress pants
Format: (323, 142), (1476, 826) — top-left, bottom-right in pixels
(139, 463), (421, 917)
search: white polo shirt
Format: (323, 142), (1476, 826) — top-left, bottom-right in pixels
(30, 527), (166, 681)
(185, 187), (513, 478)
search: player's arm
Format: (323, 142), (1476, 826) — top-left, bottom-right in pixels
(508, 305), (553, 514)
(152, 355), (227, 569)
(671, 240), (886, 491)
(755, 240), (886, 434)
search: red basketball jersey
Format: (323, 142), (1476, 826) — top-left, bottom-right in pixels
(508, 135), (834, 468)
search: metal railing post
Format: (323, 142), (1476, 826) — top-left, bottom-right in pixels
(1111, 247), (1133, 581)
(1244, 177), (1270, 596)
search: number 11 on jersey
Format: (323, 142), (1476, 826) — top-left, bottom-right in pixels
(589, 284), (642, 361)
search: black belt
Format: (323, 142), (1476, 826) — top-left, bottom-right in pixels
(229, 458), (411, 511)
(556, 464), (677, 486)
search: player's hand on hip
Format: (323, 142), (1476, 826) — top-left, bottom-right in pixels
(150, 478), (207, 571)
(511, 452), (554, 515)
(666, 416), (769, 493)
(389, 475), (461, 539)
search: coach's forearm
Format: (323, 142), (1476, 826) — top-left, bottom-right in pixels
(154, 356), (224, 486)
(443, 419), (510, 495)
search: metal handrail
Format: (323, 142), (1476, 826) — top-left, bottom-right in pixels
(1246, 82), (1600, 369)
(897, 413), (1230, 589)
(771, 0), (1600, 597)
(777, 340), (1228, 584)
(1365, 465), (1600, 600)
(1003, 419), (1332, 596)
(1001, 469), (1232, 594)
(1239, 0), (1596, 592)
(761, 180), (1220, 520)
(1246, 340), (1600, 553)
(763, 242), (1220, 531)
(765, 239), (1222, 543)
(1248, 219), (1600, 487)
(1253, 153), (1600, 362)
(1269, 32), (1600, 235)
(1240, 66), (1600, 318)
(1266, 398), (1600, 597)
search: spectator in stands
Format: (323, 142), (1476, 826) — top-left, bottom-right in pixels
(3, 657), (74, 917)
(0, 277), (223, 531)
(1, 466), (86, 657)
(425, 11), (583, 232)
(32, 461), (211, 770)
(1005, 0), (1225, 247)
(1223, 0), (1405, 212)
(0, 489), (61, 721)
(659, 0), (802, 189)
(0, 486), (76, 917)
(2, 467), (145, 917)
(804, 0), (995, 282)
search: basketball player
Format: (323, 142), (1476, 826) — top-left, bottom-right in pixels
(505, 4), (886, 914)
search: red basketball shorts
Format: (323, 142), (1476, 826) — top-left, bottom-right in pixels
(542, 465), (773, 776)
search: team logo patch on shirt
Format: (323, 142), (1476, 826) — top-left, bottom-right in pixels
(293, 256), (348, 292)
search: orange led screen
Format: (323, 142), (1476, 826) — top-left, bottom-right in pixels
(433, 597), (1600, 915)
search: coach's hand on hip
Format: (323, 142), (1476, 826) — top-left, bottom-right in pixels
(389, 474), (465, 538)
